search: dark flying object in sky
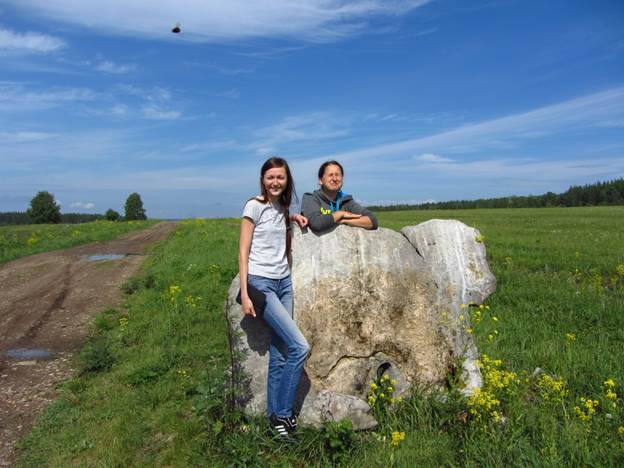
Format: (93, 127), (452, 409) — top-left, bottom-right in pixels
(172, 23), (181, 34)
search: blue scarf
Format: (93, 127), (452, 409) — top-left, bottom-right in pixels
(329, 191), (344, 213)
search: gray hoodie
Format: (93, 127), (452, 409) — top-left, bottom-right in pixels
(301, 189), (379, 233)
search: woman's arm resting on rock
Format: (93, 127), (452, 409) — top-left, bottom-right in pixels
(238, 217), (256, 317)
(339, 215), (374, 229)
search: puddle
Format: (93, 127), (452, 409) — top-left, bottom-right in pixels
(6, 348), (53, 360)
(87, 254), (125, 261)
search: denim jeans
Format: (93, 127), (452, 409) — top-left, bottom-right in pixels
(248, 274), (310, 418)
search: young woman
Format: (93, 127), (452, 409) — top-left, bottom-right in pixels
(238, 157), (310, 437)
(301, 160), (379, 233)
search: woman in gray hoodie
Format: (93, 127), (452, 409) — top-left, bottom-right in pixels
(301, 160), (378, 234)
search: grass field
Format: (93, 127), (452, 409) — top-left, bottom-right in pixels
(16, 207), (624, 466)
(0, 220), (158, 266)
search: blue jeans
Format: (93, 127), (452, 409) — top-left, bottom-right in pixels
(248, 274), (310, 418)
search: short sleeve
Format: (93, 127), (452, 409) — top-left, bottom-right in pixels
(242, 200), (261, 223)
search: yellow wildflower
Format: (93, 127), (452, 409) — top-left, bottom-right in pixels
(574, 398), (599, 422)
(604, 378), (616, 388)
(565, 333), (576, 343)
(536, 374), (569, 401)
(492, 316), (498, 322)
(619, 426), (624, 436)
(391, 431), (406, 447)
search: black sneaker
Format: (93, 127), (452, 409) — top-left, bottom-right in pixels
(287, 413), (298, 432)
(269, 413), (291, 439)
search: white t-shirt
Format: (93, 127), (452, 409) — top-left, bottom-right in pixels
(243, 198), (289, 279)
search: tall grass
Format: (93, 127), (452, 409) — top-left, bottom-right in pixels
(0, 220), (157, 265)
(16, 208), (624, 466)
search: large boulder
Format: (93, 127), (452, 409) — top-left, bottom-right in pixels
(225, 220), (495, 430)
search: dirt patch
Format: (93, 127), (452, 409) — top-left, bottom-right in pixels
(0, 221), (177, 466)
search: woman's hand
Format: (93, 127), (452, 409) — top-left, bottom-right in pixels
(242, 295), (256, 318)
(341, 211), (362, 220)
(291, 213), (308, 228)
(333, 210), (362, 222)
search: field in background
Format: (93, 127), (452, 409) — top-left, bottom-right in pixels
(16, 207), (624, 466)
(0, 220), (158, 266)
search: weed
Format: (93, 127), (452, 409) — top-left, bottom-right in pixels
(79, 337), (115, 374)
(321, 419), (355, 464)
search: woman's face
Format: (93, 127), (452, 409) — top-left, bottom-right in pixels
(319, 164), (343, 192)
(263, 166), (288, 199)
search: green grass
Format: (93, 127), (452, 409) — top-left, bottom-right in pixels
(0, 220), (158, 266)
(16, 208), (624, 466)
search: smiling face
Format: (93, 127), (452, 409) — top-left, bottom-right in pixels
(319, 163), (343, 194)
(262, 166), (288, 200)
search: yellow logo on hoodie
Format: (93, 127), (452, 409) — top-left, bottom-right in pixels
(320, 207), (332, 215)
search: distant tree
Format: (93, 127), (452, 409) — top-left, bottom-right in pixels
(105, 209), (121, 221)
(27, 191), (61, 224)
(124, 193), (147, 220)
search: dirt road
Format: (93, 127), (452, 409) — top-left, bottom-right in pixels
(0, 221), (177, 466)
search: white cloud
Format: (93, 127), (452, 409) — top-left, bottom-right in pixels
(415, 153), (451, 163)
(253, 112), (350, 147)
(216, 88), (240, 99)
(0, 131), (57, 143)
(0, 27), (66, 53)
(326, 86), (624, 163)
(369, 198), (436, 206)
(70, 201), (95, 209)
(0, 82), (97, 111)
(143, 106), (181, 120)
(402, 156), (624, 185)
(116, 84), (171, 102)
(95, 60), (137, 74)
(6, 0), (431, 43)
(110, 104), (129, 116)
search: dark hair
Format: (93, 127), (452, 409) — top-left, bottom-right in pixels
(259, 157), (298, 225)
(318, 160), (344, 179)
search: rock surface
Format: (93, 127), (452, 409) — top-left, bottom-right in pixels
(225, 220), (496, 429)
(401, 220), (496, 393)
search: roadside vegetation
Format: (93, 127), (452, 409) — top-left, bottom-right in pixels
(0, 220), (157, 266)
(16, 207), (624, 466)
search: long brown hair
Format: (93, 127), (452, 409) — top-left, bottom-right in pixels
(259, 156), (298, 227)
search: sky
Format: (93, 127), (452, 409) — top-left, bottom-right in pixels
(1, 0), (623, 218)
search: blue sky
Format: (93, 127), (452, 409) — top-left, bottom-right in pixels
(1, 0), (623, 218)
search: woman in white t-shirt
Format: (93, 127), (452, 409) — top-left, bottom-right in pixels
(239, 156), (309, 438)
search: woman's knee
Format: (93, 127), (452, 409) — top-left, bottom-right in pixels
(291, 339), (310, 359)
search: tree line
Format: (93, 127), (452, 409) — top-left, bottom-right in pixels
(0, 192), (148, 225)
(368, 178), (624, 211)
